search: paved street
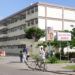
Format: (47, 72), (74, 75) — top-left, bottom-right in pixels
(0, 56), (75, 75)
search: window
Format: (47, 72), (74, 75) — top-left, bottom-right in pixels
(19, 26), (22, 30)
(35, 18), (38, 24)
(27, 22), (30, 26)
(31, 20), (34, 25)
(35, 6), (38, 12)
(27, 10), (30, 15)
(18, 34), (25, 39)
(10, 20), (14, 23)
(14, 27), (17, 31)
(31, 8), (34, 13)
(19, 15), (26, 20)
(14, 18), (17, 22)
(22, 14), (26, 19)
(23, 24), (26, 28)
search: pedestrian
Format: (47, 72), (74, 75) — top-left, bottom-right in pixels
(26, 51), (30, 60)
(22, 44), (28, 63)
(19, 50), (23, 63)
(39, 46), (46, 63)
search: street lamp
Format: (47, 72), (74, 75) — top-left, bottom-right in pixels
(70, 25), (75, 28)
(70, 25), (75, 30)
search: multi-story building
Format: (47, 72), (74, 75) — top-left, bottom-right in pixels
(0, 2), (75, 54)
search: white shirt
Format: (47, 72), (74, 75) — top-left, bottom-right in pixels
(40, 49), (45, 60)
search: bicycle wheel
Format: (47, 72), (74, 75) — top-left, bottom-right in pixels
(42, 62), (47, 71)
(25, 58), (36, 70)
(39, 61), (47, 71)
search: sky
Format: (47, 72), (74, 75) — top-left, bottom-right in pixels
(0, 0), (75, 20)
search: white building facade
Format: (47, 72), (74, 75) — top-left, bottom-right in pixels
(0, 2), (75, 54)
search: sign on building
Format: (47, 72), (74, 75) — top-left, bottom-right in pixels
(46, 27), (54, 41)
(57, 32), (71, 41)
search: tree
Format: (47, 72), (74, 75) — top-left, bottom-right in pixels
(70, 28), (75, 47)
(25, 27), (45, 41)
(37, 41), (47, 48)
(47, 30), (70, 55)
(71, 28), (75, 39)
(48, 39), (68, 54)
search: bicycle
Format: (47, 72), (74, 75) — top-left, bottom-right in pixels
(34, 57), (47, 71)
(24, 55), (47, 71)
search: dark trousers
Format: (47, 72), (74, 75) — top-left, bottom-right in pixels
(20, 56), (23, 63)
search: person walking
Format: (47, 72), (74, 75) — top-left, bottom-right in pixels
(19, 50), (23, 63)
(22, 44), (28, 63)
(39, 46), (46, 62)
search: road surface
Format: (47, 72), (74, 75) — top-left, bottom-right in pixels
(0, 56), (75, 75)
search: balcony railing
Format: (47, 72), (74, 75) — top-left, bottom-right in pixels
(0, 26), (8, 30)
(0, 34), (8, 38)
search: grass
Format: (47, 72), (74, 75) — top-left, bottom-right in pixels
(46, 59), (68, 64)
(56, 60), (68, 63)
(31, 53), (69, 64)
(64, 65), (75, 70)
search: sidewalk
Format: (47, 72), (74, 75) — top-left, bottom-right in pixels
(0, 56), (75, 75)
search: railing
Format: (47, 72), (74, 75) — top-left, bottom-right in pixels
(0, 34), (8, 38)
(0, 26), (7, 30)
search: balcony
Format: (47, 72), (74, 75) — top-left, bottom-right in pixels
(8, 30), (25, 37)
(0, 26), (8, 30)
(0, 34), (8, 38)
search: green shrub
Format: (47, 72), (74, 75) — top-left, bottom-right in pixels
(55, 52), (68, 60)
(66, 52), (75, 59)
(55, 52), (60, 59)
(31, 53), (39, 61)
(48, 56), (58, 63)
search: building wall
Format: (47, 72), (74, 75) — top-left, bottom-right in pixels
(38, 6), (45, 17)
(64, 21), (75, 30)
(64, 9), (75, 20)
(47, 7), (62, 19)
(47, 20), (62, 30)
(0, 4), (38, 54)
(63, 8), (75, 31)
(0, 2), (75, 54)
(38, 18), (45, 29)
(38, 4), (75, 31)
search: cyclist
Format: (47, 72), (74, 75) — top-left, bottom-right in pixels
(39, 46), (46, 63)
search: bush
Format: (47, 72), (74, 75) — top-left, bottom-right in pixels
(55, 52), (60, 59)
(65, 52), (75, 59)
(31, 53), (40, 61)
(55, 52), (68, 60)
(47, 56), (58, 63)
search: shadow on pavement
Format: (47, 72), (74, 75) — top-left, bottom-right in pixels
(8, 61), (20, 64)
(19, 68), (34, 71)
(46, 70), (75, 75)
(19, 68), (75, 75)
